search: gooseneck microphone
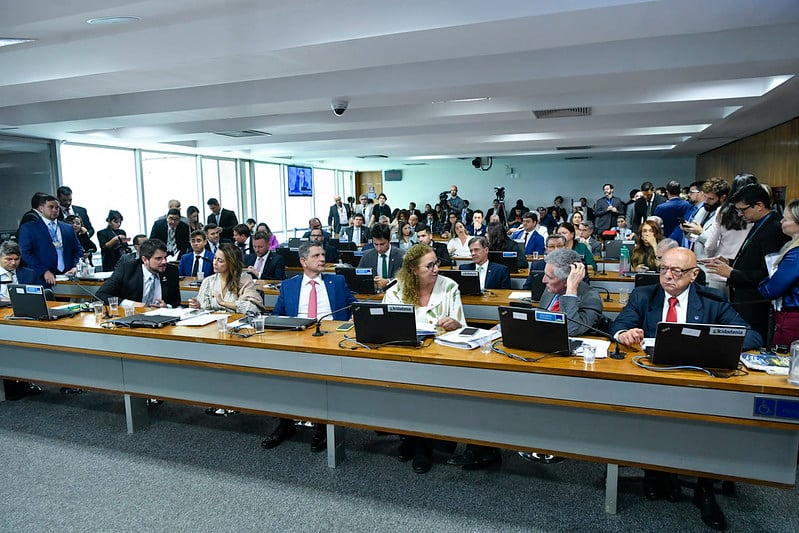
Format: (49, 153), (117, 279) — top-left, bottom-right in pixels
(311, 278), (398, 337)
(567, 315), (627, 360)
(67, 274), (110, 318)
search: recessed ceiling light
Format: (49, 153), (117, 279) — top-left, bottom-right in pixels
(86, 16), (141, 25)
(0, 38), (36, 48)
(432, 97), (491, 104)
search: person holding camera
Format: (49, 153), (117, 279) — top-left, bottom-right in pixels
(97, 209), (131, 272)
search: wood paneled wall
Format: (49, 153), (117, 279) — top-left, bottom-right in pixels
(696, 117), (799, 201)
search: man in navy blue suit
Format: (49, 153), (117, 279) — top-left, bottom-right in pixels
(18, 194), (83, 286)
(459, 236), (511, 290)
(263, 242), (356, 453)
(610, 247), (760, 531)
(178, 230), (215, 278)
(510, 211), (545, 256)
(243, 231), (286, 280)
(653, 180), (691, 237)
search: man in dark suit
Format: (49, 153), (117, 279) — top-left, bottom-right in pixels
(301, 217), (332, 240)
(654, 180), (691, 237)
(178, 230), (215, 278)
(244, 231), (286, 280)
(206, 198), (238, 241)
(149, 208), (190, 258)
(56, 185), (95, 238)
(231, 223), (255, 255)
(704, 184), (789, 342)
(96, 239), (181, 308)
(548, 196), (568, 224)
(510, 212), (546, 256)
(407, 202), (422, 219)
(631, 181), (666, 233)
(539, 249), (603, 335)
(18, 194), (83, 286)
(593, 183), (625, 234)
(327, 195), (352, 234)
(342, 213), (371, 245)
(307, 227), (339, 263)
(415, 224), (451, 267)
(1, 240), (45, 399)
(263, 242), (356, 453)
(358, 224), (404, 290)
(611, 247), (761, 531)
(459, 236), (511, 290)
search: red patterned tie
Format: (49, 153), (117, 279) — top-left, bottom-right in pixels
(550, 295), (560, 312)
(666, 297), (678, 322)
(308, 279), (318, 319)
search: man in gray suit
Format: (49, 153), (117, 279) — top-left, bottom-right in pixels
(357, 223), (403, 290)
(538, 248), (604, 336)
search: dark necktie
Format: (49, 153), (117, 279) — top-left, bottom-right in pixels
(191, 255), (200, 277)
(381, 253), (388, 278)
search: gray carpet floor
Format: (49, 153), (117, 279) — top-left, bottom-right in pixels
(1, 386), (797, 532)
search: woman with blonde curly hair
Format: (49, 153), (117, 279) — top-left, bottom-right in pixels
(383, 243), (464, 332)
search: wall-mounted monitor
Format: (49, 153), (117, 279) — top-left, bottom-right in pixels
(287, 166), (313, 197)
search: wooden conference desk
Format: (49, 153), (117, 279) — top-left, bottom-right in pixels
(2, 310), (798, 514)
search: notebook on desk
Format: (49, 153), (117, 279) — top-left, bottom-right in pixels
(498, 305), (581, 355)
(650, 322), (746, 370)
(8, 284), (77, 320)
(110, 313), (180, 328)
(437, 269), (481, 296)
(352, 302), (428, 346)
(263, 316), (316, 330)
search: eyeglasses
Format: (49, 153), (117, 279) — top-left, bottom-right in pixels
(689, 189), (701, 194)
(658, 266), (697, 278)
(734, 204), (753, 214)
(423, 260), (440, 271)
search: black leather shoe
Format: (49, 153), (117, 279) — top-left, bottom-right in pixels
(462, 449), (501, 470)
(412, 453), (432, 474)
(721, 480), (737, 498)
(665, 474), (682, 503)
(146, 398), (163, 406)
(310, 424), (326, 453)
(261, 420), (296, 449)
(446, 448), (476, 467)
(60, 387), (84, 394)
(643, 470), (660, 500)
(205, 407), (238, 416)
(397, 438), (414, 462)
(694, 485), (727, 531)
(27, 383), (43, 394)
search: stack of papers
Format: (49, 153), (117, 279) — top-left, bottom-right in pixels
(740, 353), (790, 375)
(435, 327), (501, 350)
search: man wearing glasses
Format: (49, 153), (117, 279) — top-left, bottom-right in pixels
(704, 183), (788, 341)
(610, 246), (761, 531)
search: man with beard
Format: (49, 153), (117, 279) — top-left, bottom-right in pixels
(676, 178), (728, 259)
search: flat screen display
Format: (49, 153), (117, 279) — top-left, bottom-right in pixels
(287, 166), (313, 197)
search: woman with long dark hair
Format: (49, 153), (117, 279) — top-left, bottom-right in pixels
(486, 221), (526, 268)
(97, 210), (131, 272)
(189, 243), (261, 314)
(630, 220), (663, 272)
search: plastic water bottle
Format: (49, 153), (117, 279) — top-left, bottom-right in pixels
(618, 247), (630, 276)
(789, 340), (799, 386)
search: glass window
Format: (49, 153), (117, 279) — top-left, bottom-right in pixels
(254, 162), (284, 239)
(60, 144), (140, 235)
(313, 169), (336, 228)
(201, 158), (239, 223)
(141, 151), (199, 231)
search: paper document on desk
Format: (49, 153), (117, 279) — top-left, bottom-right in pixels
(508, 291), (531, 300)
(176, 310), (217, 326)
(573, 338), (611, 358)
(435, 327), (501, 350)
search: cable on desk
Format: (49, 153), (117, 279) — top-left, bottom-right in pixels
(631, 355), (748, 378)
(489, 338), (553, 363)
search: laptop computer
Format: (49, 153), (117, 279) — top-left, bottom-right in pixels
(634, 272), (660, 288)
(263, 316), (316, 330)
(276, 247), (302, 268)
(352, 302), (428, 346)
(489, 251), (520, 273)
(437, 269), (481, 296)
(8, 284), (77, 320)
(650, 322), (746, 370)
(526, 270), (547, 302)
(338, 249), (364, 267)
(335, 265), (377, 294)
(287, 237), (306, 249)
(110, 313), (181, 328)
(604, 240), (635, 260)
(498, 305), (581, 355)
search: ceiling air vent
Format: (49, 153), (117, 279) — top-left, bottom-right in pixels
(564, 156), (593, 160)
(556, 145), (593, 151)
(356, 154), (388, 159)
(533, 107), (591, 119)
(212, 130), (271, 138)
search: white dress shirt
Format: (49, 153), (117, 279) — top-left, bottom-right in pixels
(297, 274), (333, 319)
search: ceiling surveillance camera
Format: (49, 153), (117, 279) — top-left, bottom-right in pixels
(331, 98), (349, 116)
